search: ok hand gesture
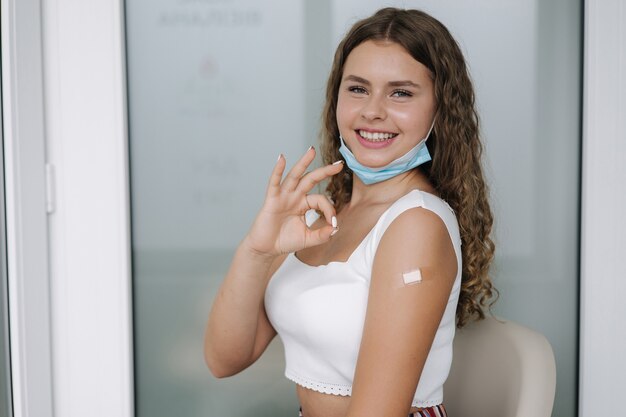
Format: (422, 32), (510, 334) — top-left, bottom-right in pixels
(245, 147), (344, 257)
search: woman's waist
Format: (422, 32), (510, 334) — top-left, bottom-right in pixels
(297, 385), (350, 417)
(296, 385), (442, 417)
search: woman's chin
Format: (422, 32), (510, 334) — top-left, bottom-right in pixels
(353, 158), (389, 170)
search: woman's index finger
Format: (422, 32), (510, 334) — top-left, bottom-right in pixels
(296, 161), (344, 195)
(267, 154), (286, 195)
(281, 146), (316, 191)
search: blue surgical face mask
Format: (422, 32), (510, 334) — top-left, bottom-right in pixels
(338, 121), (434, 185)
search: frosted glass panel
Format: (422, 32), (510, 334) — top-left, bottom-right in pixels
(126, 1), (329, 416)
(127, 1), (580, 416)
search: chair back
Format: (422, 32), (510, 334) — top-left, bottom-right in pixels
(443, 316), (556, 417)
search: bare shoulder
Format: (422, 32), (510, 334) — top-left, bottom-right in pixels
(374, 206), (457, 285)
(380, 205), (454, 254)
(386, 205), (449, 238)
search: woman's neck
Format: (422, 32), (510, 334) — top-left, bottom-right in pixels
(348, 168), (435, 207)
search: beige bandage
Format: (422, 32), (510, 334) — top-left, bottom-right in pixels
(402, 269), (423, 285)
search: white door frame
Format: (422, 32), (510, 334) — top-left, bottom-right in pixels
(3, 0), (624, 416)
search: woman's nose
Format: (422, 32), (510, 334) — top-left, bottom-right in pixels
(360, 95), (387, 121)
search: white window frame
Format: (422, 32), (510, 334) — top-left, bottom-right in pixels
(579, 0), (626, 414)
(2, 0), (624, 416)
(39, 0), (134, 416)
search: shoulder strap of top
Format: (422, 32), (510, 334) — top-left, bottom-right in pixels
(364, 190), (462, 264)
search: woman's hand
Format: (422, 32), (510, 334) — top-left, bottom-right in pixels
(244, 146), (344, 257)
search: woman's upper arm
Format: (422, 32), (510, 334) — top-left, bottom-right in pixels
(249, 300), (277, 362)
(247, 253), (287, 366)
(223, 255), (283, 375)
(347, 207), (458, 417)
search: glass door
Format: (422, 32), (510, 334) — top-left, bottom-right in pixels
(125, 1), (582, 416)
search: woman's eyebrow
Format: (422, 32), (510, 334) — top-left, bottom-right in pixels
(388, 80), (420, 88)
(343, 75), (421, 89)
(344, 75), (370, 85)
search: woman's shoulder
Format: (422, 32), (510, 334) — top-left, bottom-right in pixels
(368, 189), (462, 257)
(392, 189), (453, 213)
(381, 189), (457, 231)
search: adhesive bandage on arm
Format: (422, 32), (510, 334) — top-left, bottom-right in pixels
(402, 269), (423, 285)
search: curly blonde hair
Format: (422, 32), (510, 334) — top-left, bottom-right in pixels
(320, 8), (497, 327)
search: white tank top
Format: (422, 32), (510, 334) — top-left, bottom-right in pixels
(264, 189), (462, 408)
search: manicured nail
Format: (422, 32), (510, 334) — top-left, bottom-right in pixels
(277, 153), (283, 162)
(332, 160), (344, 165)
(331, 216), (337, 228)
(330, 228), (339, 237)
(308, 145), (315, 151)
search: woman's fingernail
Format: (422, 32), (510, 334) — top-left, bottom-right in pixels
(330, 228), (339, 237)
(332, 216), (338, 228)
(308, 145), (315, 151)
(332, 160), (344, 165)
(277, 153), (283, 162)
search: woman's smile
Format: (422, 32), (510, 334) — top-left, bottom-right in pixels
(355, 128), (398, 149)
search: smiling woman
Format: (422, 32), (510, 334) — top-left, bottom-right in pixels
(205, 7), (495, 417)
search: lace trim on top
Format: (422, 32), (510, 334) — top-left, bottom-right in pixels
(286, 369), (443, 408)
(285, 369), (352, 396)
(410, 398), (445, 408)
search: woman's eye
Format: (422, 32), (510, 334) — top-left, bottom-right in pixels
(391, 89), (412, 98)
(348, 86), (367, 94)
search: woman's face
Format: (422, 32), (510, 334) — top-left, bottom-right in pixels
(336, 40), (436, 169)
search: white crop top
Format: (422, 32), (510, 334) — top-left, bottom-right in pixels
(264, 190), (462, 408)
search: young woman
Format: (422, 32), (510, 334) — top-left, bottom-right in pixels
(205, 8), (496, 417)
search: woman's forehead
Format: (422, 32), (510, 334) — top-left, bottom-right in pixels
(342, 40), (432, 84)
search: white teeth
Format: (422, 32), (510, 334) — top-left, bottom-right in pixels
(358, 130), (397, 142)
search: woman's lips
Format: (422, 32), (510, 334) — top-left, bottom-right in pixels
(355, 130), (398, 149)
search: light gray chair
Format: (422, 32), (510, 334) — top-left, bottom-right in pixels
(443, 316), (556, 417)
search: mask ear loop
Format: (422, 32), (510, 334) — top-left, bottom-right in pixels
(423, 117), (436, 143)
(416, 116), (436, 160)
